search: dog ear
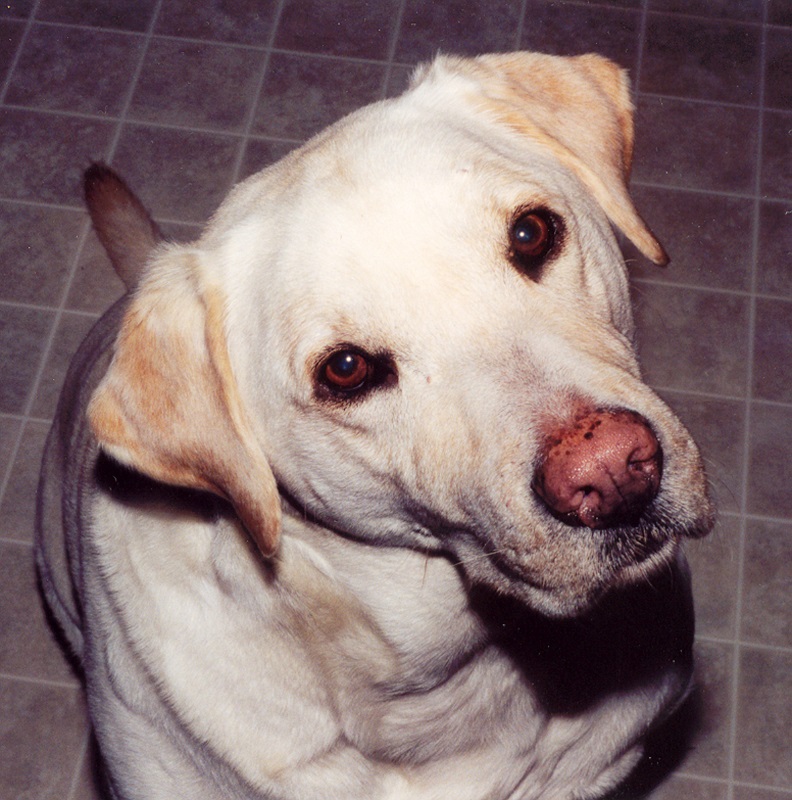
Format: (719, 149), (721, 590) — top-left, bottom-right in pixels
(418, 52), (668, 266)
(87, 250), (282, 556)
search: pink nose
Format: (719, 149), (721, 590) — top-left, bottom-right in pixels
(532, 408), (663, 529)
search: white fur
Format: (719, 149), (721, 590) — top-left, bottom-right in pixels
(37, 52), (712, 800)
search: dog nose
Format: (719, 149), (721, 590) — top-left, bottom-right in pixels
(532, 408), (663, 529)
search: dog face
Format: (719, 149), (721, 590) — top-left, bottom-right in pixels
(88, 53), (713, 617)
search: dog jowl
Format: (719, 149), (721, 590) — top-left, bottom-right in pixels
(37, 51), (713, 800)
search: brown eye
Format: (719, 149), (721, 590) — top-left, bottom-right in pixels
(321, 350), (371, 393)
(510, 209), (557, 269)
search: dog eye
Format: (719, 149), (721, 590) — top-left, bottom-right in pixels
(321, 350), (371, 393)
(316, 348), (398, 400)
(509, 209), (558, 271)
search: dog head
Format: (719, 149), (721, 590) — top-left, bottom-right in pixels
(88, 52), (713, 617)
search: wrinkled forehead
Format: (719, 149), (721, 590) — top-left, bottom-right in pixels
(262, 108), (579, 284)
(218, 101), (602, 357)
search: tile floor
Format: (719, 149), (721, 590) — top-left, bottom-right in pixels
(0, 0), (789, 798)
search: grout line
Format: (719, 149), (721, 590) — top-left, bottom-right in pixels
(378, 0), (408, 98)
(0, 535), (34, 548)
(103, 0), (166, 160)
(632, 176), (792, 204)
(650, 381), (783, 407)
(66, 731), (92, 800)
(0, 298), (100, 316)
(632, 276), (792, 304)
(0, 2), (45, 510)
(513, 0), (530, 49)
(228, 0), (288, 185)
(716, 508), (792, 527)
(724, 3), (769, 795)
(696, 634), (792, 657)
(0, 420), (24, 504)
(637, 87), (764, 112)
(0, 194), (88, 213)
(0, 414), (53, 428)
(0, 670), (80, 689)
(0, 104), (305, 148)
(631, 275), (755, 300)
(561, 0), (769, 30)
(265, 44), (416, 69)
(0, 536), (41, 549)
(673, 769), (792, 796)
(0, 0), (42, 104)
(634, 0), (650, 95)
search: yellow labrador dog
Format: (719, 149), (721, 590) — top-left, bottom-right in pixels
(37, 52), (713, 800)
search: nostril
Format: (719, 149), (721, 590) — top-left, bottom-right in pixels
(532, 408), (663, 529)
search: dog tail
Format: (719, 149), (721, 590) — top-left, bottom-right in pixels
(84, 162), (163, 291)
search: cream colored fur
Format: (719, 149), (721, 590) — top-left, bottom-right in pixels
(37, 52), (712, 800)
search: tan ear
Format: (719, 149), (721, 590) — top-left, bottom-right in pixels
(88, 249), (281, 556)
(421, 52), (668, 266)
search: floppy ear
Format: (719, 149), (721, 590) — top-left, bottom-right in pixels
(418, 52), (668, 265)
(87, 249), (282, 556)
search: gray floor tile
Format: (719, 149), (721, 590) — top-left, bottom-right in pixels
(656, 392), (745, 514)
(648, 0), (763, 22)
(686, 515), (741, 640)
(129, 37), (265, 133)
(733, 787), (792, 800)
(252, 52), (386, 141)
(684, 641), (734, 779)
(628, 185), (754, 292)
(0, 416), (23, 484)
(741, 517), (792, 649)
(36, 0), (158, 31)
(761, 110), (792, 200)
(0, 678), (88, 800)
(0, 540), (78, 683)
(0, 19), (23, 84)
(0, 421), (51, 543)
(646, 774), (728, 799)
(748, 402), (792, 518)
(238, 137), (300, 181)
(768, 0), (792, 26)
(5, 24), (144, 117)
(735, 647), (792, 788)
(757, 200), (792, 298)
(0, 304), (54, 415)
(633, 282), (750, 397)
(397, 0), (523, 63)
(111, 123), (240, 223)
(642, 14), (761, 104)
(520, 1), (642, 72)
(66, 232), (126, 314)
(0, 0), (33, 18)
(30, 312), (98, 420)
(0, 201), (84, 306)
(753, 298), (792, 404)
(634, 97), (759, 194)
(275, 0), (400, 59)
(155, 0), (279, 45)
(765, 27), (792, 111)
(0, 109), (115, 206)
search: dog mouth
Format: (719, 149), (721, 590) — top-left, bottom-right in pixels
(464, 493), (707, 618)
(594, 505), (678, 568)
